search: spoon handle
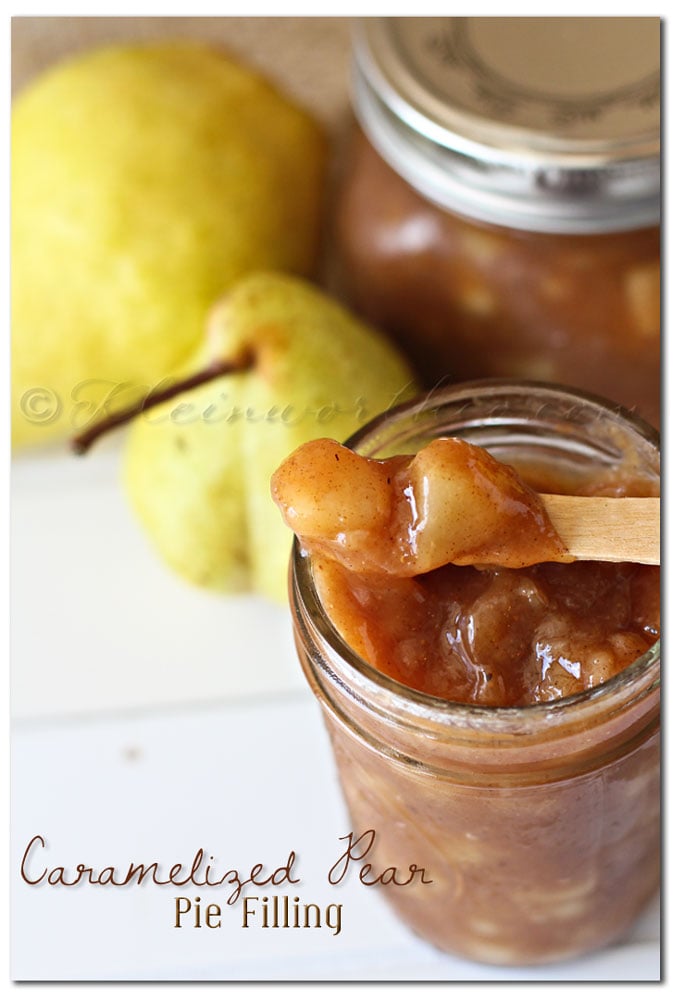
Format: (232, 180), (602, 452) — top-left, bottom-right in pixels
(540, 494), (660, 565)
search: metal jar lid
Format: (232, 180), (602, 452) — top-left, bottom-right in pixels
(353, 17), (660, 233)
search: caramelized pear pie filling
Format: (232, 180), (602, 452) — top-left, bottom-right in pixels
(272, 437), (659, 706)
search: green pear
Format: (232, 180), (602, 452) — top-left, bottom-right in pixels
(122, 273), (417, 601)
(12, 42), (326, 448)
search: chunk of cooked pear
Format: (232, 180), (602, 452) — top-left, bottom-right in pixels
(271, 436), (569, 575)
(12, 41), (326, 448)
(123, 273), (417, 601)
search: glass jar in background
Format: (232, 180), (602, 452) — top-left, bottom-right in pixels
(290, 382), (660, 966)
(333, 18), (661, 426)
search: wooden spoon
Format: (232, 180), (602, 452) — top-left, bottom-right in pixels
(541, 495), (660, 565)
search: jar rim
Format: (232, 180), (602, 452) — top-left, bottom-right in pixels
(291, 379), (660, 735)
(353, 17), (661, 233)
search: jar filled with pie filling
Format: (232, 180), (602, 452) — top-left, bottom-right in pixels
(333, 18), (661, 426)
(289, 382), (660, 966)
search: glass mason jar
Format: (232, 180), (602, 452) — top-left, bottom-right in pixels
(332, 18), (661, 426)
(290, 382), (660, 966)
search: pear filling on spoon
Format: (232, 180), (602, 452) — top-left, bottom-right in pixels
(272, 437), (570, 575)
(272, 437), (659, 706)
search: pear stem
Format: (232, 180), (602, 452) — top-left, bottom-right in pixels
(71, 352), (255, 455)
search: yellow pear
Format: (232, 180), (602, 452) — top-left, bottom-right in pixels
(122, 273), (417, 601)
(12, 42), (326, 447)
